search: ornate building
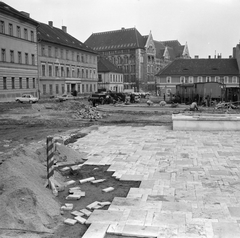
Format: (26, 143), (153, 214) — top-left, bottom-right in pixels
(85, 27), (190, 93)
(0, 2), (38, 101)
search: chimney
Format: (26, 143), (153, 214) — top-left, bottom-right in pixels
(48, 21), (53, 27)
(208, 55), (211, 59)
(121, 27), (125, 30)
(229, 55), (232, 59)
(62, 26), (67, 33)
(20, 11), (30, 18)
(194, 55), (199, 59)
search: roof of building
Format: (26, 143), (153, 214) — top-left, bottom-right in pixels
(85, 27), (146, 51)
(156, 58), (240, 76)
(98, 56), (123, 73)
(37, 22), (96, 54)
(0, 1), (38, 25)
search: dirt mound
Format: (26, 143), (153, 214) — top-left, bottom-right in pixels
(0, 145), (62, 237)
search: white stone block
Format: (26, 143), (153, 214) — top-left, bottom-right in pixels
(71, 211), (84, 217)
(80, 208), (92, 217)
(102, 187), (114, 193)
(74, 216), (86, 224)
(64, 218), (77, 225)
(86, 201), (100, 210)
(65, 180), (76, 186)
(79, 177), (95, 184)
(91, 179), (106, 184)
(66, 194), (81, 200)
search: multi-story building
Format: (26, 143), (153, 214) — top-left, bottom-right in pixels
(85, 28), (189, 93)
(37, 21), (98, 98)
(97, 56), (124, 92)
(155, 56), (240, 101)
(0, 2), (38, 101)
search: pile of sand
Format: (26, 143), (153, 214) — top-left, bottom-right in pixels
(0, 143), (62, 237)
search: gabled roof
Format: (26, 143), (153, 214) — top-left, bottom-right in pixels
(0, 1), (38, 26)
(98, 56), (123, 74)
(156, 58), (239, 76)
(37, 23), (96, 54)
(85, 27), (146, 51)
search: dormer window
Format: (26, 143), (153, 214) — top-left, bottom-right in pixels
(166, 76), (171, 83)
(206, 76), (211, 82)
(197, 76), (202, 82)
(180, 76), (185, 83)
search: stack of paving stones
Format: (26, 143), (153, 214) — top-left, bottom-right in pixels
(61, 167), (111, 227)
(66, 125), (240, 238)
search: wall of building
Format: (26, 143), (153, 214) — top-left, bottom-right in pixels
(0, 13), (38, 101)
(38, 42), (98, 98)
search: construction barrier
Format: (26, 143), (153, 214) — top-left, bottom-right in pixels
(46, 136), (55, 186)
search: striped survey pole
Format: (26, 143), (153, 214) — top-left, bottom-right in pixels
(46, 136), (55, 187)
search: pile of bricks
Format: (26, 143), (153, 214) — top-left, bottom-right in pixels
(73, 106), (103, 120)
(60, 166), (113, 226)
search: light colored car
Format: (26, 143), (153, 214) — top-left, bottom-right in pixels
(56, 94), (75, 102)
(15, 94), (38, 103)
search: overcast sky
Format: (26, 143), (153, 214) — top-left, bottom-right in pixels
(4, 0), (240, 58)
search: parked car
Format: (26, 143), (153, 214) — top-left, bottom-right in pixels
(56, 94), (75, 102)
(15, 94), (38, 103)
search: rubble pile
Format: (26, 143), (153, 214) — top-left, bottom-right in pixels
(73, 106), (103, 120)
(54, 101), (103, 120)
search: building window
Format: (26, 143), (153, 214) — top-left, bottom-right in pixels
(11, 77), (15, 89)
(19, 77), (22, 89)
(82, 84), (84, 93)
(77, 68), (80, 78)
(24, 28), (28, 40)
(49, 84), (53, 94)
(188, 76), (193, 83)
(61, 84), (64, 94)
(17, 26), (21, 38)
(31, 54), (35, 65)
(232, 76), (237, 83)
(67, 67), (70, 77)
(18, 52), (22, 64)
(206, 76), (211, 82)
(10, 50), (14, 63)
(9, 23), (13, 36)
(86, 69), (88, 78)
(224, 76), (229, 83)
(180, 76), (185, 83)
(33, 78), (35, 88)
(72, 51), (74, 61)
(55, 47), (58, 58)
(78, 84), (80, 92)
(77, 54), (80, 62)
(41, 45), (45, 56)
(56, 84), (59, 94)
(1, 49), (6, 61)
(25, 53), (28, 64)
(30, 31), (34, 41)
(49, 65), (52, 77)
(215, 76), (220, 82)
(166, 76), (171, 83)
(61, 66), (64, 77)
(82, 69), (84, 78)
(3, 77), (7, 89)
(86, 84), (89, 92)
(55, 66), (59, 77)
(26, 78), (29, 88)
(197, 76), (202, 82)
(67, 84), (70, 93)
(48, 46), (52, 57)
(43, 84), (46, 95)
(66, 50), (69, 60)
(72, 67), (75, 77)
(0, 21), (5, 33)
(61, 49), (63, 59)
(42, 64), (46, 76)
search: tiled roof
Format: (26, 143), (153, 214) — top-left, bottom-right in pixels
(37, 23), (96, 54)
(98, 56), (123, 73)
(154, 40), (165, 58)
(161, 40), (184, 58)
(85, 27), (146, 51)
(0, 1), (38, 25)
(156, 58), (239, 76)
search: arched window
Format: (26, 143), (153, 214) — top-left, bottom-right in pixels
(180, 76), (185, 83)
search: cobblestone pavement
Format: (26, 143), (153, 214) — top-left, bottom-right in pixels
(70, 126), (240, 238)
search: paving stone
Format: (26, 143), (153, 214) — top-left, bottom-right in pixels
(82, 223), (109, 238)
(212, 222), (240, 238)
(102, 187), (114, 193)
(74, 215), (86, 224)
(71, 211), (84, 216)
(121, 224), (160, 237)
(64, 218), (77, 225)
(86, 210), (123, 224)
(80, 208), (92, 217)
